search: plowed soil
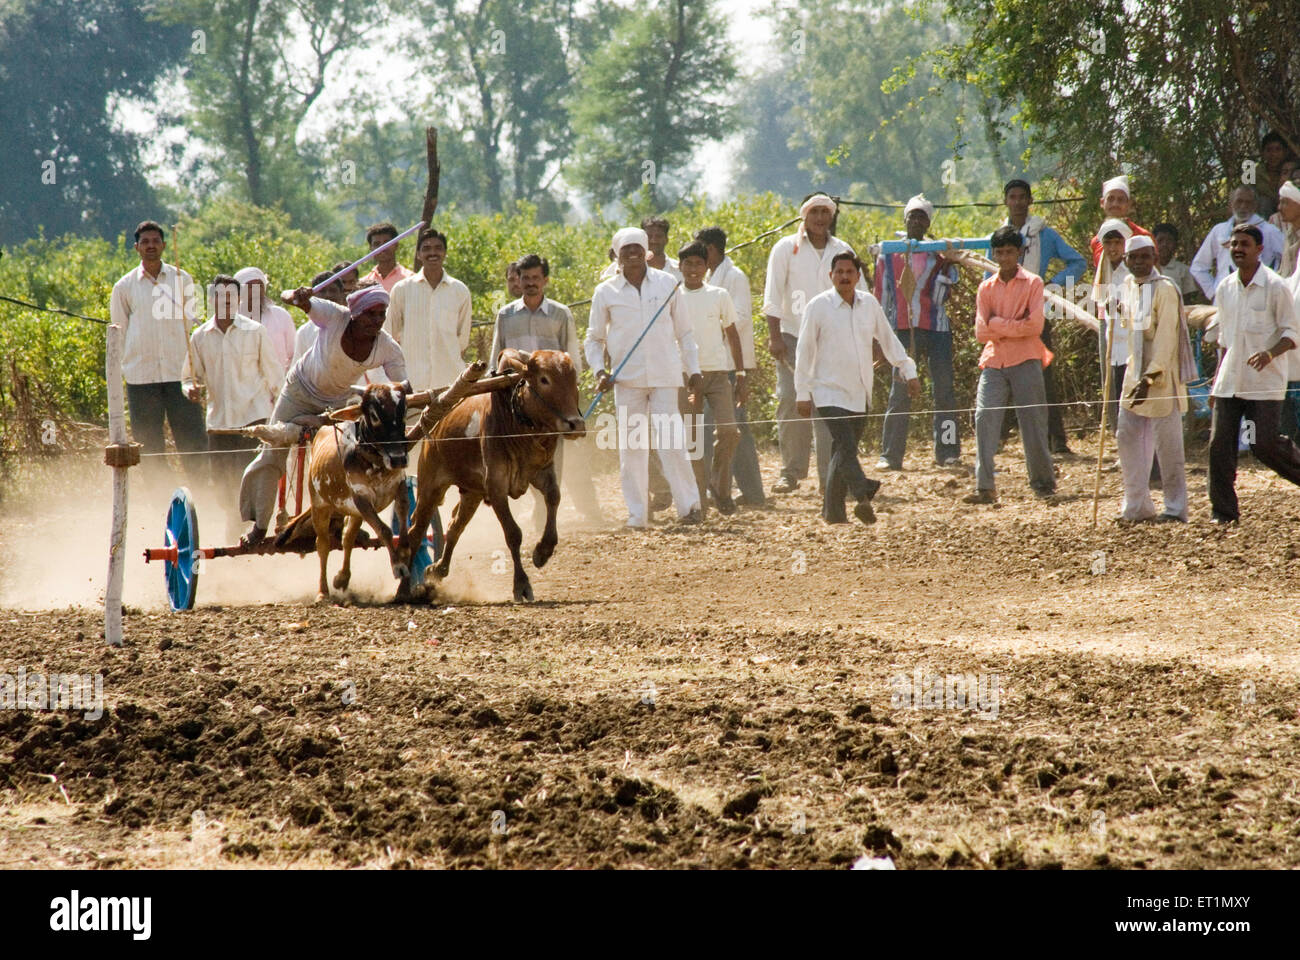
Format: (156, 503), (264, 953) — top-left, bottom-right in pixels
(2, 434), (1299, 869)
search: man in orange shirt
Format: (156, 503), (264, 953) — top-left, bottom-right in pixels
(360, 222), (414, 293)
(964, 225), (1056, 504)
(1088, 175), (1151, 269)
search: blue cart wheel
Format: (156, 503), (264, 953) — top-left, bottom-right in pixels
(163, 487), (200, 611)
(390, 476), (442, 585)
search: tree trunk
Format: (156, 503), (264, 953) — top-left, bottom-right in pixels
(238, 0), (263, 205)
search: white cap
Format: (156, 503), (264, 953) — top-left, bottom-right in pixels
(1279, 180), (1300, 205)
(1101, 175), (1131, 199)
(1097, 218), (1134, 241)
(799, 193), (836, 218)
(1124, 235), (1155, 254)
(611, 227), (649, 256)
(904, 193), (935, 221)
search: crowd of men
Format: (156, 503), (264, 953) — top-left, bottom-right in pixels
(108, 130), (1300, 541)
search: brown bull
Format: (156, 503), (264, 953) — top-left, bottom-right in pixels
(405, 348), (585, 602)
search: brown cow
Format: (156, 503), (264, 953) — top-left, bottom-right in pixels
(404, 348), (585, 602)
(275, 382), (414, 602)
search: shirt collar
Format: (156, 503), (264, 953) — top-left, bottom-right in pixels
(137, 262), (173, 282)
(417, 269), (449, 289)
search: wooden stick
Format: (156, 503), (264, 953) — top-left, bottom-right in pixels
(1091, 300), (1117, 529)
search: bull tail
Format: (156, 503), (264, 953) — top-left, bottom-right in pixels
(274, 508), (315, 549)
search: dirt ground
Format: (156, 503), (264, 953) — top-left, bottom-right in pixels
(1, 430), (1299, 870)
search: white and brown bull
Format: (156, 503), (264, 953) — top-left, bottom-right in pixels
(275, 382), (415, 602)
(403, 348), (585, 602)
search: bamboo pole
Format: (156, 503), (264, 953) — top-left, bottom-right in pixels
(1091, 266), (1118, 529)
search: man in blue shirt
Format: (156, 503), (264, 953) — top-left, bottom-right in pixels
(1001, 179), (1088, 454)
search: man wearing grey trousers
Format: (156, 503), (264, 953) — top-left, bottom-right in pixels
(964, 226), (1056, 503)
(762, 194), (860, 494)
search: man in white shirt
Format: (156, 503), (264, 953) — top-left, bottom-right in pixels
(238, 285), (408, 545)
(108, 219), (207, 473)
(795, 252), (919, 524)
(1205, 223), (1300, 523)
(490, 253), (603, 526)
(234, 266), (295, 371)
(1190, 186), (1285, 301)
(1115, 237), (1190, 523)
(763, 193), (857, 494)
(1093, 218), (1134, 430)
(641, 216), (682, 280)
(182, 275), (283, 508)
(360, 222), (414, 293)
(697, 225), (766, 506)
(677, 241), (744, 516)
(385, 228), (472, 392)
(586, 227), (703, 527)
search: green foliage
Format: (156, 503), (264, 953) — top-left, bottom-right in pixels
(568, 0), (738, 207)
(160, 0), (380, 237)
(0, 0), (189, 244)
(931, 0), (1300, 250)
(736, 0), (1035, 203)
(406, 0), (575, 215)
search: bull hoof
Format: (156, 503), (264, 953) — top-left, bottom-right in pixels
(431, 561), (450, 581)
(532, 541), (556, 568)
(392, 562), (411, 580)
(332, 571), (351, 591)
(394, 580), (413, 603)
(513, 579), (534, 603)
(314, 591), (330, 605)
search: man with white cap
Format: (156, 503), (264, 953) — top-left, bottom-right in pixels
(234, 266), (296, 371)
(1114, 235), (1191, 522)
(1190, 185), (1285, 301)
(762, 193), (858, 494)
(1089, 175), (1151, 270)
(1093, 218), (1134, 430)
(586, 226), (704, 527)
(237, 283), (408, 546)
(1204, 223), (1300, 523)
(874, 193), (961, 469)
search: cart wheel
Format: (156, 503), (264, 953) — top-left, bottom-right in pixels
(163, 487), (200, 611)
(391, 477), (442, 585)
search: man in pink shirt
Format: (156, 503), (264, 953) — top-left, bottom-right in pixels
(360, 222), (413, 293)
(964, 225), (1057, 504)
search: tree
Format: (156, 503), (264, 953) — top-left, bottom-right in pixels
(407, 0), (579, 215)
(0, 0), (189, 244)
(568, 0), (738, 207)
(741, 0), (1032, 204)
(160, 0), (381, 234)
(931, 0), (1300, 240)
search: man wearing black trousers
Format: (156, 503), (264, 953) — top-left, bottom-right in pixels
(795, 253), (920, 524)
(1206, 224), (1300, 523)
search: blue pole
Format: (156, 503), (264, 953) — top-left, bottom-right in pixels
(877, 238), (991, 254)
(583, 280), (682, 419)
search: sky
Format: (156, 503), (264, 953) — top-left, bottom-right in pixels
(123, 0), (781, 206)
